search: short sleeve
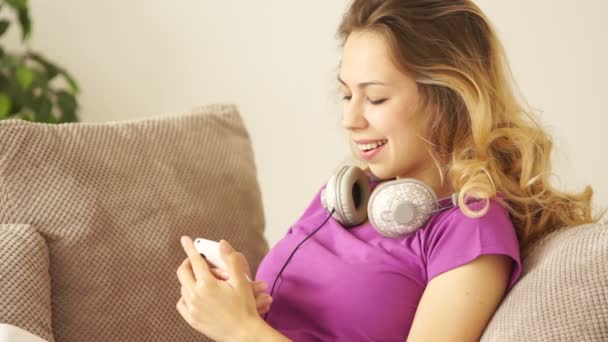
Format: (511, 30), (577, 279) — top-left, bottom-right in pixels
(422, 199), (522, 290)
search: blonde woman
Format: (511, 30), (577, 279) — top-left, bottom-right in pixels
(176, 1), (603, 341)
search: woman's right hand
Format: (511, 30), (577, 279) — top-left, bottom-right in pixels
(209, 267), (272, 315)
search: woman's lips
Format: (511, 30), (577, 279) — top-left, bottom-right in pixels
(359, 142), (386, 161)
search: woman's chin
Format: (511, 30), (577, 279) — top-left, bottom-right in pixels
(367, 164), (394, 181)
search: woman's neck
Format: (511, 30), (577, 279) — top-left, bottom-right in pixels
(395, 163), (454, 199)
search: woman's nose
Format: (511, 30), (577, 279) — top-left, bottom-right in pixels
(341, 102), (367, 130)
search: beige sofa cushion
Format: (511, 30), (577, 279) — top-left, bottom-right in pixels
(0, 224), (53, 342)
(0, 104), (268, 342)
(481, 222), (608, 341)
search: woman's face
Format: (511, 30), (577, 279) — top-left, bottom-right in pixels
(339, 30), (438, 185)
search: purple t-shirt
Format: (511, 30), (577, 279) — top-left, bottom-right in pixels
(255, 180), (521, 341)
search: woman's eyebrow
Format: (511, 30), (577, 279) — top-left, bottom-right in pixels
(337, 76), (388, 88)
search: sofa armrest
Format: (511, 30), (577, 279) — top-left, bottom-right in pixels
(481, 222), (608, 341)
(0, 224), (53, 342)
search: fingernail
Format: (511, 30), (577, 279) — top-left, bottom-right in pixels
(180, 236), (189, 246)
(219, 240), (233, 253)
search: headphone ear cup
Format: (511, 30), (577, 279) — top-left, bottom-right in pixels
(320, 175), (337, 212)
(368, 178), (438, 237)
(323, 166), (371, 227)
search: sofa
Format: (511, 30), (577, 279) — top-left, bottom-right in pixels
(1, 104), (606, 341)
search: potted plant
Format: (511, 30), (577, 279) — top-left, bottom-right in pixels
(0, 0), (80, 123)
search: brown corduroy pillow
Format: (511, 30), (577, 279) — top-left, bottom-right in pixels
(0, 104), (269, 342)
(481, 222), (608, 342)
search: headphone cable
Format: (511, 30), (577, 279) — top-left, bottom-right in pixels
(262, 208), (335, 322)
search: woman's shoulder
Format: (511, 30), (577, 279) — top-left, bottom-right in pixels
(419, 196), (522, 289)
(420, 196), (517, 252)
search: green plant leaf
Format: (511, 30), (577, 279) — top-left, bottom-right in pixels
(0, 73), (9, 92)
(0, 20), (10, 37)
(6, 0), (27, 10)
(27, 52), (59, 80)
(61, 70), (79, 93)
(27, 52), (79, 93)
(32, 68), (48, 90)
(0, 53), (18, 69)
(2, 0), (81, 123)
(36, 95), (52, 121)
(0, 93), (13, 119)
(16, 65), (34, 90)
(57, 90), (77, 112)
(5, 0), (30, 40)
(17, 7), (31, 40)
(20, 111), (34, 121)
(57, 90), (78, 122)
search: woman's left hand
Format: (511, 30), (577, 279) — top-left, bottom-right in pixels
(176, 236), (260, 342)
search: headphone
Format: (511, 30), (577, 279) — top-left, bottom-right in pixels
(262, 165), (459, 323)
(321, 165), (459, 238)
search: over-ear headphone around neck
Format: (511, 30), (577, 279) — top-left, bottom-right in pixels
(320, 165), (459, 238)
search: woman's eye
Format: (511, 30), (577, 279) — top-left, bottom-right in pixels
(369, 98), (387, 105)
(341, 95), (386, 105)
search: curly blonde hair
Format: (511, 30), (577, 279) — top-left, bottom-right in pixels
(337, 0), (605, 257)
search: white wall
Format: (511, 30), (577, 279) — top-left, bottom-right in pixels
(12, 0), (608, 245)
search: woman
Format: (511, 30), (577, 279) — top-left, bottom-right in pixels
(176, 1), (602, 341)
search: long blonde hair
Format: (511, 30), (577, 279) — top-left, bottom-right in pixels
(337, 0), (604, 257)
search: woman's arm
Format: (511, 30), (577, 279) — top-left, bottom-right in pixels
(237, 318), (292, 342)
(406, 254), (512, 342)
